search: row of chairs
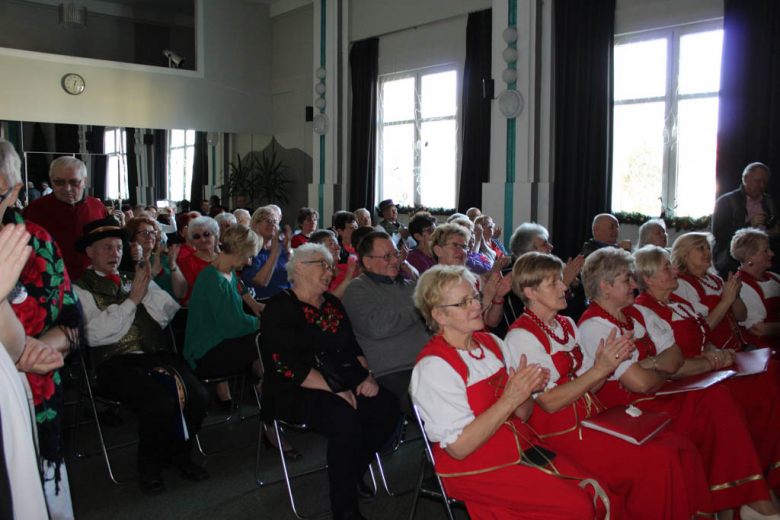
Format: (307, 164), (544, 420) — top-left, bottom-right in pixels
(67, 322), (464, 519)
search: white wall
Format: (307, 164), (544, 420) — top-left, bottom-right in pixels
(615, 0), (723, 35)
(349, 0), (491, 42)
(0, 0), (272, 135)
(376, 15), (467, 76)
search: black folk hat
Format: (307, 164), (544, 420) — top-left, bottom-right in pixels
(378, 199), (397, 214)
(75, 217), (132, 254)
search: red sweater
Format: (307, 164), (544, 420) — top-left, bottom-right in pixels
(23, 194), (109, 280)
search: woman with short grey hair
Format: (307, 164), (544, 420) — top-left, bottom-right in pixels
(286, 242), (333, 283)
(179, 216), (220, 305)
(637, 219), (668, 249)
(509, 222), (549, 256)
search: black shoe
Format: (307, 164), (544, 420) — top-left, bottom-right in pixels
(356, 475), (375, 500)
(139, 470), (166, 496)
(173, 460), (210, 482)
(262, 424), (303, 460)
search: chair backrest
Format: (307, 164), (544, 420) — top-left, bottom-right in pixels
(411, 403), (438, 467)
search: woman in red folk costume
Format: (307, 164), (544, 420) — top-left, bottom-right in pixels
(580, 247), (779, 519)
(410, 265), (618, 520)
(632, 245), (780, 519)
(672, 232), (749, 351)
(504, 252), (711, 519)
(729, 228), (780, 351)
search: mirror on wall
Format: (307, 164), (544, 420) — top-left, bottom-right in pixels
(0, 0), (196, 70)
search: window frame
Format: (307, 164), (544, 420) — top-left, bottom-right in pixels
(376, 63), (459, 210)
(167, 129), (196, 202)
(613, 19), (723, 217)
(104, 127), (128, 200)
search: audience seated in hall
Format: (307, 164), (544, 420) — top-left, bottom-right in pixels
(72, 217), (209, 496)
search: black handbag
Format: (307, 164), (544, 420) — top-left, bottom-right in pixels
(314, 347), (368, 394)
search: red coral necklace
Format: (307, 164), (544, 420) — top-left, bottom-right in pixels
(525, 309), (569, 345)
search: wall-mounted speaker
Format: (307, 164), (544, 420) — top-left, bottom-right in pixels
(305, 106), (314, 122)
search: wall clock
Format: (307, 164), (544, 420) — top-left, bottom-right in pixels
(61, 73), (85, 95)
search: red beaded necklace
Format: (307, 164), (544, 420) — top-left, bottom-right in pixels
(696, 272), (721, 292)
(654, 295), (708, 348)
(590, 302), (633, 334)
(524, 309), (569, 345)
(439, 334), (486, 360)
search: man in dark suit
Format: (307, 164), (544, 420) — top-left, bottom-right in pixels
(712, 162), (778, 277)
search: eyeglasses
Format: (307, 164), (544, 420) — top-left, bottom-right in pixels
(192, 231), (212, 240)
(0, 186), (13, 205)
(302, 259), (333, 270)
(445, 242), (468, 253)
(436, 294), (482, 310)
(136, 230), (156, 237)
(422, 227), (436, 234)
(366, 251), (403, 262)
(51, 179), (84, 187)
(260, 218), (279, 225)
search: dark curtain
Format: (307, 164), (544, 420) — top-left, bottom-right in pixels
(348, 37), (379, 211)
(88, 126), (107, 201)
(551, 0), (616, 260)
(153, 130), (167, 201)
(125, 128), (137, 205)
(716, 0), (780, 200)
(190, 131), (208, 205)
(458, 9), (492, 213)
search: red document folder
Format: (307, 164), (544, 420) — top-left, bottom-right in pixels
(655, 370), (736, 395)
(582, 406), (671, 445)
(730, 348), (771, 377)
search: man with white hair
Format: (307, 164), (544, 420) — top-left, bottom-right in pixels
(23, 156), (109, 280)
(712, 162), (779, 277)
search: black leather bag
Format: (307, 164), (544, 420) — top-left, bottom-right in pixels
(315, 347), (368, 394)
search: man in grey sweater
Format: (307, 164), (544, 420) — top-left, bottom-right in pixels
(343, 231), (431, 413)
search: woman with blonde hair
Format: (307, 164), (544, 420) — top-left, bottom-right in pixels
(504, 252), (711, 519)
(411, 264), (618, 519)
(671, 232), (746, 350)
(243, 206), (293, 299)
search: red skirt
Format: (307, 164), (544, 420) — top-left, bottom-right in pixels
(598, 381), (771, 511)
(721, 360), (780, 489)
(442, 454), (614, 520)
(528, 396), (711, 519)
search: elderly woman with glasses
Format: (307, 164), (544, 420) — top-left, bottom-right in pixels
(579, 247), (780, 518)
(729, 228), (780, 350)
(430, 223), (510, 329)
(632, 245), (780, 518)
(178, 216), (221, 306)
(123, 216), (188, 300)
(410, 264), (619, 519)
(261, 242), (399, 520)
(503, 252), (713, 519)
(243, 206), (293, 299)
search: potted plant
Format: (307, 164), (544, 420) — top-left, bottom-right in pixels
(222, 144), (292, 207)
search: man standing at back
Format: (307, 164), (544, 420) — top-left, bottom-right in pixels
(23, 156), (109, 280)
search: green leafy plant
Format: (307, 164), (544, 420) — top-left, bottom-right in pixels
(222, 146), (292, 206)
(254, 148), (292, 206)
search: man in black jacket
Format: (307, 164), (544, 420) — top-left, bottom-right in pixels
(712, 162), (778, 277)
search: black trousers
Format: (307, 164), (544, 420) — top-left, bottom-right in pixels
(193, 332), (260, 383)
(276, 386), (399, 516)
(96, 352), (208, 472)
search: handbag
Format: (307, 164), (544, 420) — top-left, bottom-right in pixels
(314, 346), (368, 394)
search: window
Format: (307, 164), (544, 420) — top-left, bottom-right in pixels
(376, 67), (458, 210)
(168, 129), (196, 202)
(611, 23), (723, 218)
(104, 128), (128, 200)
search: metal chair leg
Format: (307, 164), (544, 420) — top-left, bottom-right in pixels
(407, 453), (427, 520)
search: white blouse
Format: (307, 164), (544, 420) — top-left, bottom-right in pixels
(578, 315), (648, 381)
(410, 335), (505, 448)
(633, 303), (683, 354)
(674, 276), (723, 317)
(502, 316), (581, 391)
(738, 273), (780, 329)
